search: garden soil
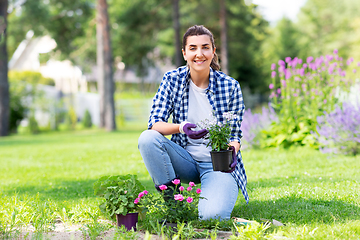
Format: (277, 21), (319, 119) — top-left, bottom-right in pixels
(16, 222), (233, 239)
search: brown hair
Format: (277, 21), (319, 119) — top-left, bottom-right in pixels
(182, 25), (220, 71)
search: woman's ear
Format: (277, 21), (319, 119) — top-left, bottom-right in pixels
(182, 48), (187, 61)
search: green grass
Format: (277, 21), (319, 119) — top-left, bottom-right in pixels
(0, 128), (359, 239)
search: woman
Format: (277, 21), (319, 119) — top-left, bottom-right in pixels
(138, 25), (248, 220)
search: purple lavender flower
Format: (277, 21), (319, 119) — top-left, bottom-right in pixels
(315, 101), (360, 155)
(241, 103), (279, 150)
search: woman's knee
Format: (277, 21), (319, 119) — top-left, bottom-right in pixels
(138, 129), (162, 148)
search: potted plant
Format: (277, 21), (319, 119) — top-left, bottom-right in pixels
(93, 174), (148, 231)
(200, 112), (237, 171)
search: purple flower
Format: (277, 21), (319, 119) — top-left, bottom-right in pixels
(333, 49), (338, 54)
(278, 60), (285, 66)
(281, 80), (286, 87)
(299, 68), (305, 76)
(353, 69), (357, 73)
(285, 69), (292, 79)
(271, 63), (276, 70)
(358, 62), (360, 67)
(298, 58), (303, 65)
(303, 63), (308, 68)
(285, 57), (292, 63)
(306, 56), (313, 63)
(269, 83), (274, 89)
(271, 71), (276, 78)
(277, 88), (281, 94)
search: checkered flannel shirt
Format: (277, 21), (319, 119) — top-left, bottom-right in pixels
(148, 66), (249, 203)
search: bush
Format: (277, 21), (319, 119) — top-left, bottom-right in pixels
(82, 109), (92, 128)
(66, 107), (77, 130)
(9, 71), (55, 86)
(315, 101), (360, 155)
(28, 115), (40, 134)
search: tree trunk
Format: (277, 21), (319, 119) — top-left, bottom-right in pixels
(96, 0), (116, 131)
(0, 0), (9, 136)
(172, 0), (182, 67)
(219, 0), (229, 74)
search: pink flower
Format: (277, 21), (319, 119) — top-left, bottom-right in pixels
(277, 88), (281, 94)
(298, 58), (303, 65)
(306, 56), (313, 63)
(271, 71), (276, 78)
(271, 63), (276, 70)
(187, 187), (192, 191)
(333, 49), (338, 54)
(196, 189), (202, 194)
(303, 63), (307, 68)
(357, 62), (360, 67)
(134, 198), (140, 204)
(269, 83), (274, 89)
(323, 99), (327, 104)
(299, 68), (305, 76)
(189, 182), (196, 187)
(278, 59), (285, 66)
(172, 179), (181, 185)
(174, 194), (184, 201)
(281, 80), (286, 87)
(285, 57), (291, 63)
(138, 192), (145, 198)
(159, 185), (167, 191)
(179, 186), (185, 191)
(143, 190), (148, 195)
(124, 191), (127, 194)
(353, 69), (357, 73)
(186, 197), (193, 203)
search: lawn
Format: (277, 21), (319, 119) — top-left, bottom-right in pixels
(0, 128), (359, 239)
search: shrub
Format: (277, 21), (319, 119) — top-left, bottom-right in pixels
(28, 115), (40, 134)
(266, 50), (359, 148)
(8, 71), (55, 86)
(82, 109), (92, 128)
(315, 101), (360, 155)
(66, 107), (77, 130)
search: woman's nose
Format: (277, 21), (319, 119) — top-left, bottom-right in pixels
(196, 48), (203, 57)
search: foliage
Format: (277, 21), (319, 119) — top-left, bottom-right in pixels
(93, 174), (145, 219)
(8, 71), (55, 86)
(200, 112), (236, 151)
(315, 101), (360, 155)
(82, 109), (92, 128)
(240, 104), (278, 150)
(27, 115), (40, 134)
(65, 107), (77, 130)
(230, 221), (271, 240)
(263, 51), (358, 148)
(141, 180), (202, 224)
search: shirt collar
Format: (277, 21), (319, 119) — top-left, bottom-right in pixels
(181, 66), (216, 93)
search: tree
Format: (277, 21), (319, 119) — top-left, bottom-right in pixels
(0, 0), (9, 136)
(219, 0), (228, 74)
(172, 0), (182, 67)
(97, 0), (116, 131)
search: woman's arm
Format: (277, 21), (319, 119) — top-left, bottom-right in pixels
(151, 121), (181, 136)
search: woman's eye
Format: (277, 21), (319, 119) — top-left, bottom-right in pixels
(190, 47), (196, 50)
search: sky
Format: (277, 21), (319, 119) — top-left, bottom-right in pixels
(250, 0), (307, 24)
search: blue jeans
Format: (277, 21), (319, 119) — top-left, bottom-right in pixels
(138, 130), (239, 220)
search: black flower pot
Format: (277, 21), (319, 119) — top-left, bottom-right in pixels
(210, 150), (233, 171)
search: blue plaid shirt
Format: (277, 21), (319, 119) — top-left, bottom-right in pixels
(148, 66), (248, 203)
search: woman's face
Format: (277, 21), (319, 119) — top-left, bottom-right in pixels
(182, 34), (215, 74)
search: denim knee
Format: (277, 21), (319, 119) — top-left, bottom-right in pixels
(138, 129), (162, 148)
